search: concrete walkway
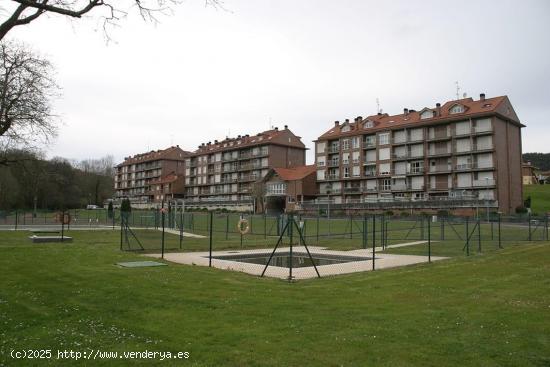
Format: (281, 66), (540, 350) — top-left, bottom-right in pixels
(146, 242), (447, 280)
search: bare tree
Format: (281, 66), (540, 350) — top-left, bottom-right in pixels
(0, 41), (59, 165)
(0, 0), (223, 41)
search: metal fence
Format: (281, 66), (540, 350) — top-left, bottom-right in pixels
(115, 210), (549, 281)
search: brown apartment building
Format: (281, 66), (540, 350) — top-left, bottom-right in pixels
(313, 94), (524, 214)
(114, 146), (191, 206)
(184, 126), (306, 209)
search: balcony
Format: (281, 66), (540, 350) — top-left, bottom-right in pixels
(240, 174), (259, 181)
(238, 164), (252, 171)
(428, 165), (452, 174)
(363, 140), (376, 149)
(364, 171), (376, 177)
(328, 146), (340, 154)
(328, 159), (340, 167)
(253, 148), (269, 157)
(455, 162), (495, 171)
(428, 148), (451, 157)
(221, 177), (238, 184)
(391, 184), (410, 191)
(391, 169), (408, 177)
(407, 167), (425, 175)
(427, 132), (451, 141)
(326, 174), (340, 180)
(222, 156), (237, 162)
(361, 186), (378, 193)
(429, 183), (449, 190)
(473, 126), (493, 135)
(473, 178), (496, 187)
(392, 152), (410, 160)
(343, 187), (362, 194)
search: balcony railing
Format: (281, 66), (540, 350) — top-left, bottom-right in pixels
(328, 160), (339, 167)
(429, 165), (452, 173)
(364, 171), (376, 177)
(428, 148), (451, 156)
(328, 146), (340, 153)
(473, 178), (496, 187)
(363, 140), (376, 149)
(326, 174), (340, 180)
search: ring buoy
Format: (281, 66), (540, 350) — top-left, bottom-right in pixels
(237, 218), (250, 235)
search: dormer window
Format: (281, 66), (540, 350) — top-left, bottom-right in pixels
(420, 110), (433, 120)
(342, 125), (351, 133)
(364, 120), (374, 129)
(449, 104), (464, 114)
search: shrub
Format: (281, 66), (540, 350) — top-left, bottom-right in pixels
(437, 209), (449, 217)
(515, 206), (528, 214)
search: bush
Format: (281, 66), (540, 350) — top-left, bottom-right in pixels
(515, 206), (528, 214)
(384, 210), (394, 217)
(399, 211), (410, 217)
(437, 210), (450, 217)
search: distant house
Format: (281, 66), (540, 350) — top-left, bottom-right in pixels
(522, 162), (539, 185)
(261, 165), (317, 214)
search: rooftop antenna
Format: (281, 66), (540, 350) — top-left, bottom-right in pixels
(376, 98), (381, 114)
(455, 81), (461, 100)
(269, 116), (273, 130)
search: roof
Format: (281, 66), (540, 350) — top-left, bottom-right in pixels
(317, 95), (522, 141)
(117, 146), (191, 167)
(192, 127), (306, 156)
(272, 165), (317, 181)
(150, 172), (180, 185)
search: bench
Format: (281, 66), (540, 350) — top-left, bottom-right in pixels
(29, 235), (73, 243)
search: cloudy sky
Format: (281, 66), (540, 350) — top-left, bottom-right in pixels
(4, 0), (550, 164)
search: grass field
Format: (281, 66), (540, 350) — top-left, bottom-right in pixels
(1, 230), (549, 366)
(524, 184), (550, 214)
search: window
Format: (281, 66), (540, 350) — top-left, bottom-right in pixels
(379, 163), (391, 175)
(450, 104), (464, 114)
(316, 156), (325, 167)
(364, 120), (374, 128)
(382, 179), (391, 191)
(352, 136), (360, 149)
(343, 167), (350, 178)
(352, 151), (360, 164)
(420, 110), (433, 119)
(378, 133), (390, 145)
(267, 183), (286, 195)
(364, 135), (376, 147)
(342, 139), (350, 150)
(410, 161), (424, 173)
(378, 147), (390, 160)
(342, 153), (350, 165)
(352, 166), (360, 177)
(342, 125), (351, 132)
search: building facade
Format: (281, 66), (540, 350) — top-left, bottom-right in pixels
(261, 165), (317, 214)
(114, 146), (190, 205)
(522, 162), (539, 185)
(313, 94), (524, 214)
(184, 126), (306, 209)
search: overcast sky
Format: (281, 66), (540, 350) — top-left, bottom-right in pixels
(5, 0), (550, 164)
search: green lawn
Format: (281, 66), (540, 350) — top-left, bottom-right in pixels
(0, 230), (549, 366)
(524, 184), (550, 214)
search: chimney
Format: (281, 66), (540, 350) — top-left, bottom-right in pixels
(480, 93), (486, 101)
(404, 108), (409, 116)
(436, 103), (441, 116)
(345, 118), (350, 123)
(334, 120), (340, 126)
(357, 116), (362, 121)
(284, 125), (288, 130)
(274, 127), (278, 131)
(214, 139), (218, 144)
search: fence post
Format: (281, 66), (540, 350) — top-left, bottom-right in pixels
(372, 215), (376, 270)
(477, 217), (481, 253)
(528, 213), (532, 241)
(466, 217), (470, 256)
(120, 214), (123, 251)
(289, 214), (294, 281)
(225, 214), (229, 240)
(264, 214), (267, 239)
(428, 215), (431, 263)
(420, 216), (424, 240)
(161, 209), (166, 259)
(362, 215), (367, 249)
(491, 220), (494, 241)
(316, 215), (320, 244)
(209, 211), (213, 267)
(498, 213), (502, 249)
(15, 210), (18, 230)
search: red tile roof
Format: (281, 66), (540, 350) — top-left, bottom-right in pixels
(150, 172), (180, 184)
(318, 95), (521, 140)
(117, 146), (191, 167)
(194, 127), (305, 155)
(273, 165), (317, 181)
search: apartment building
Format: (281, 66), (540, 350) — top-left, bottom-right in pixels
(114, 146), (190, 205)
(314, 94), (524, 214)
(184, 126), (306, 208)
